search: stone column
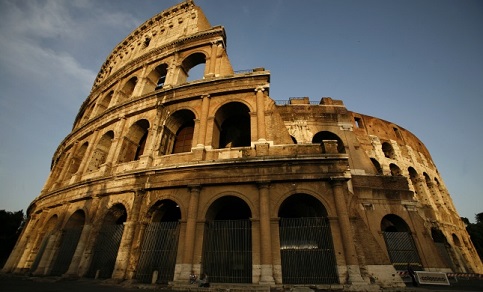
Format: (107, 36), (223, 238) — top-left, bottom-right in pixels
(196, 95), (210, 147)
(255, 86), (266, 142)
(207, 42), (217, 76)
(77, 196), (103, 276)
(179, 185), (201, 281)
(258, 182), (275, 284)
(331, 177), (365, 285)
(114, 190), (144, 279)
(108, 117), (128, 165)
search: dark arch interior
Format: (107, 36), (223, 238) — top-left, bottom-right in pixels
(431, 227), (447, 243)
(149, 200), (181, 222)
(215, 102), (251, 148)
(64, 210), (86, 229)
(206, 195), (251, 221)
(104, 204), (127, 225)
(279, 194), (328, 218)
(381, 214), (410, 232)
(312, 131), (345, 153)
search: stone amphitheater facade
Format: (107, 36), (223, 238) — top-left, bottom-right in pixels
(3, 0), (482, 290)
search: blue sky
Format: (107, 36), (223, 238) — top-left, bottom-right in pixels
(0, 0), (482, 222)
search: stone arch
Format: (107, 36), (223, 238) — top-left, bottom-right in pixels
(94, 90), (114, 116)
(381, 214), (422, 270)
(382, 141), (395, 159)
(312, 131), (345, 153)
(67, 142), (88, 177)
(213, 102), (251, 149)
(202, 195), (252, 283)
(81, 103), (96, 124)
(178, 52), (207, 83)
(371, 158), (383, 175)
(136, 199), (181, 284)
(389, 163), (401, 176)
(50, 210), (86, 276)
(120, 76), (138, 102)
(118, 119), (150, 163)
(30, 215), (59, 274)
(143, 63), (169, 93)
(87, 203), (127, 279)
(87, 130), (114, 172)
(159, 109), (196, 155)
(452, 234), (462, 247)
(277, 193), (338, 284)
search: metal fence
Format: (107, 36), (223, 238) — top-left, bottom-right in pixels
(136, 221), (180, 284)
(279, 217), (338, 284)
(50, 227), (83, 276)
(383, 231), (422, 271)
(86, 224), (124, 278)
(202, 220), (252, 283)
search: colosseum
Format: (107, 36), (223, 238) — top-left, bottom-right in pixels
(3, 0), (482, 290)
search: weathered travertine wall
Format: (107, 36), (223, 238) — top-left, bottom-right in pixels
(3, 0), (481, 290)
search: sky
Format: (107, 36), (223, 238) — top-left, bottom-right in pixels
(0, 0), (482, 222)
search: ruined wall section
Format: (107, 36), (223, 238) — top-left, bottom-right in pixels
(94, 0), (209, 88)
(349, 112), (482, 273)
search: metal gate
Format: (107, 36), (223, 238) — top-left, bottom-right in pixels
(202, 220), (252, 283)
(50, 227), (83, 276)
(136, 221), (180, 284)
(87, 224), (124, 278)
(382, 231), (422, 270)
(279, 217), (338, 284)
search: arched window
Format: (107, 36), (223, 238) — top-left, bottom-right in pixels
(118, 119), (150, 163)
(143, 64), (168, 93)
(312, 131), (345, 153)
(389, 163), (401, 176)
(120, 76), (138, 101)
(81, 103), (96, 124)
(371, 158), (383, 175)
(159, 110), (196, 155)
(178, 52), (206, 83)
(67, 142), (88, 177)
(214, 102), (251, 148)
(93, 91), (113, 115)
(382, 142), (395, 159)
(87, 131), (114, 171)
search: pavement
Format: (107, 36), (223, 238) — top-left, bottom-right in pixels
(1, 273), (482, 292)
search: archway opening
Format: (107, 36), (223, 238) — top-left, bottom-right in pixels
(118, 119), (150, 163)
(87, 204), (127, 279)
(312, 131), (345, 153)
(50, 210), (85, 276)
(179, 52), (206, 83)
(214, 102), (251, 149)
(278, 194), (338, 284)
(136, 200), (181, 284)
(381, 214), (422, 271)
(30, 215), (58, 274)
(159, 110), (196, 155)
(202, 196), (252, 283)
